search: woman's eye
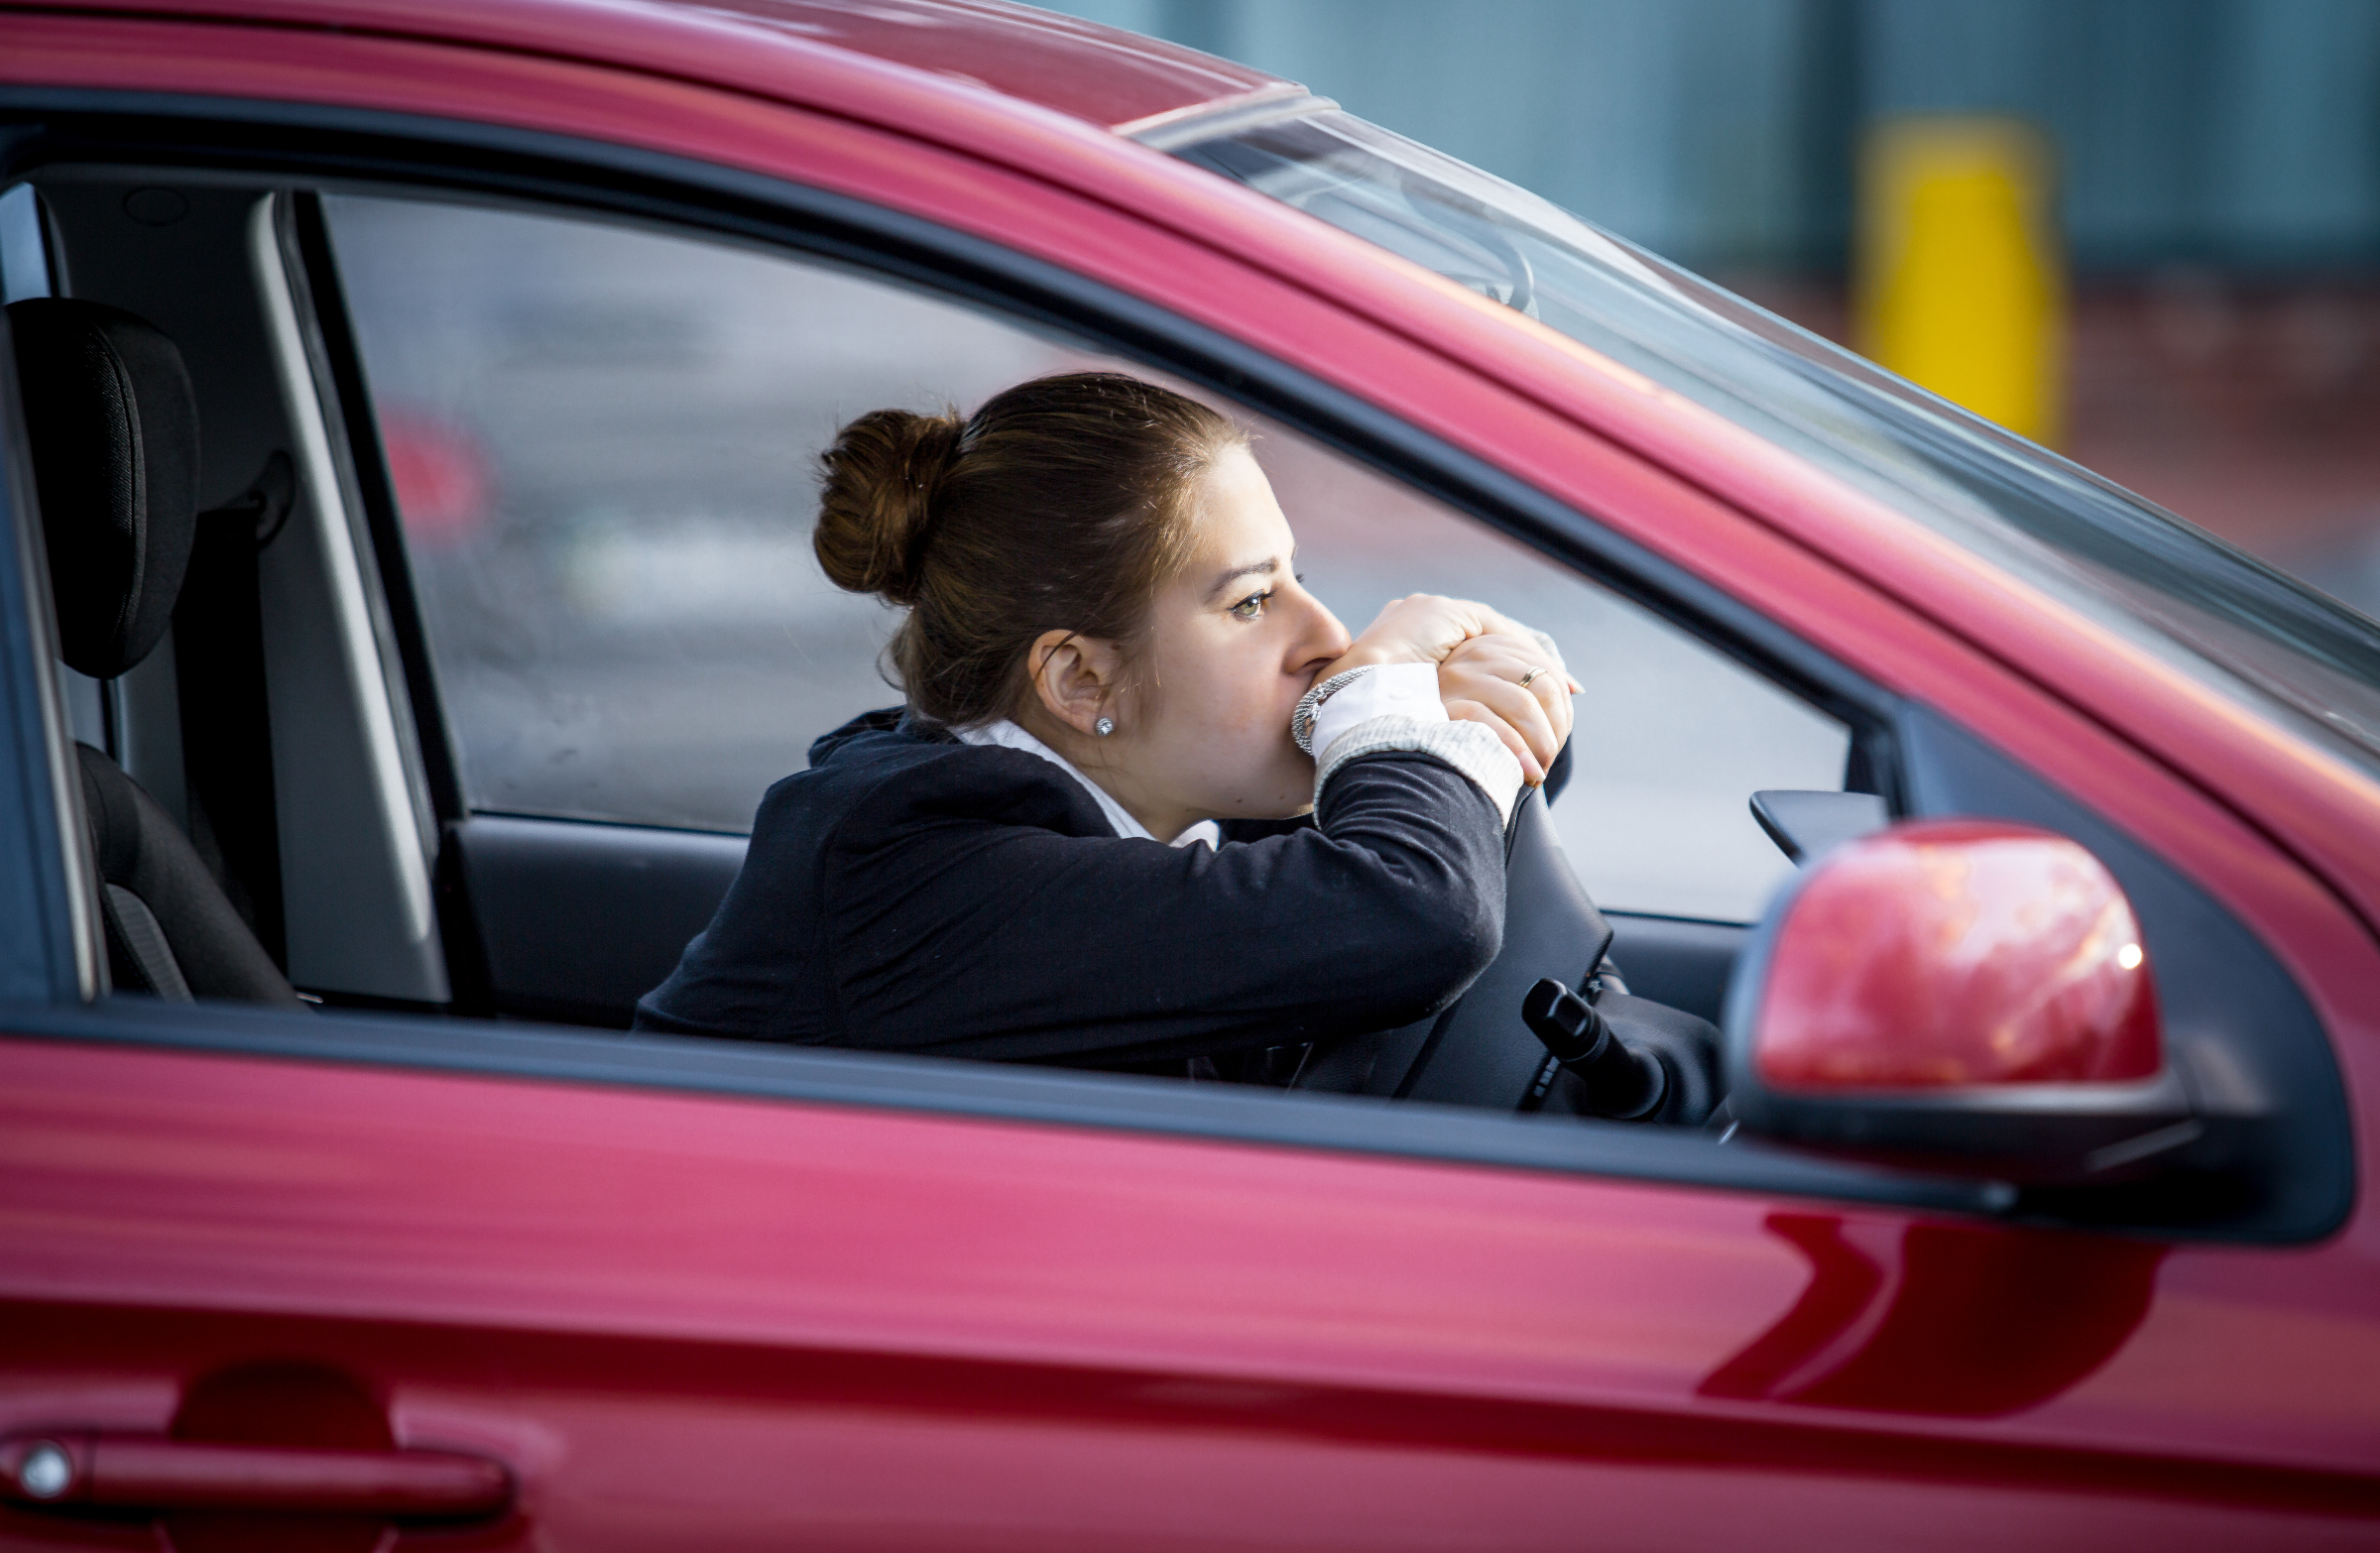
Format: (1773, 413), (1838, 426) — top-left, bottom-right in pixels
(1231, 589), (1272, 621)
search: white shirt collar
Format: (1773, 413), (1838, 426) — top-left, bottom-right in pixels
(954, 719), (1220, 849)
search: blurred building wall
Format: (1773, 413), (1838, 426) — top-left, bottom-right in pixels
(1051, 0), (2380, 277)
(1056, 0), (1843, 270)
(1865, 0), (2380, 273)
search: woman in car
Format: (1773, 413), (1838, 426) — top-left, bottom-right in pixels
(635, 372), (1576, 1073)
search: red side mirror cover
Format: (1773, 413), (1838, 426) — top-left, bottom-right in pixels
(1756, 820), (2161, 1090)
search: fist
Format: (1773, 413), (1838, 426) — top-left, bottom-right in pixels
(1437, 633), (1578, 784)
(1324, 594), (1538, 673)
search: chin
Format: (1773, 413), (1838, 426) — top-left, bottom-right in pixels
(1255, 762), (1318, 820)
(1204, 735), (1314, 821)
(1206, 770), (1312, 822)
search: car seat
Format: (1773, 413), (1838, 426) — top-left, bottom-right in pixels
(8, 297), (302, 1007)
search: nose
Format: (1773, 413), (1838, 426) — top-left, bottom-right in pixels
(1293, 584), (1352, 672)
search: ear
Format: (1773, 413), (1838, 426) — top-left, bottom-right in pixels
(1026, 629), (1125, 737)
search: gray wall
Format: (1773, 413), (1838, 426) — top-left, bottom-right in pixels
(1046, 0), (2380, 274)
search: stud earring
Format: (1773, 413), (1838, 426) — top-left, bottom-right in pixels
(1094, 716), (1116, 737)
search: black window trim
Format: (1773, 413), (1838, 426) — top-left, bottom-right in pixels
(0, 267), (97, 1003)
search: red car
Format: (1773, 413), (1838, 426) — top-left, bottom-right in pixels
(0, 2), (2375, 1547)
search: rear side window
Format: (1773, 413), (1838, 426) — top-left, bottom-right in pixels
(324, 195), (1845, 920)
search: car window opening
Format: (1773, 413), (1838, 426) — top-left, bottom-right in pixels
(2, 164), (1868, 1118)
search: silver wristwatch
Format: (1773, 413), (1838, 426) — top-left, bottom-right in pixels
(1291, 666), (1372, 755)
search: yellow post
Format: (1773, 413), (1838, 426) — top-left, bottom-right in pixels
(1856, 117), (2066, 445)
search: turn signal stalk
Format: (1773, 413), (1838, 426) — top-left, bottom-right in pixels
(1523, 978), (1668, 1121)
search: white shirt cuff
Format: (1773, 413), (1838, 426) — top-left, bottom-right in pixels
(1315, 715), (1524, 827)
(1308, 661), (1446, 762)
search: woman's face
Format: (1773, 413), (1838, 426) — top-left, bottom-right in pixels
(1094, 445), (1352, 834)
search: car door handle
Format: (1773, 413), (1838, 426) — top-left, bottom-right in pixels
(1, 1432), (511, 1518)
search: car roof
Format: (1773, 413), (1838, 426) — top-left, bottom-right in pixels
(636, 0), (1288, 133)
(81, 0), (1296, 138)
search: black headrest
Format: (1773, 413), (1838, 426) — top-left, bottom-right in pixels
(7, 298), (199, 678)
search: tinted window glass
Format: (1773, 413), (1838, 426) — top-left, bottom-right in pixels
(326, 195), (1844, 919)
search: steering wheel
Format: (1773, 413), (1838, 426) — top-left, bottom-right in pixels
(1290, 781), (1721, 1124)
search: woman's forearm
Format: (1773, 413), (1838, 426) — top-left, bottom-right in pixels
(820, 752), (1508, 1063)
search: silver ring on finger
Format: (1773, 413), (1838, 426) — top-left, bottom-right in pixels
(1517, 666), (1546, 689)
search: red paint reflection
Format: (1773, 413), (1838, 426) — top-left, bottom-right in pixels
(1758, 820), (2161, 1089)
(1702, 1212), (2166, 1416)
(377, 408), (491, 548)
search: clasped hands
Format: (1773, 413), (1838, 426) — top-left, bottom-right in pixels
(1318, 594), (1579, 785)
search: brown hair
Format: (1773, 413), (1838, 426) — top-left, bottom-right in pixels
(814, 372), (1247, 725)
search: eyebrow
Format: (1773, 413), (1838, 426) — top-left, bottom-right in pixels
(1205, 556), (1279, 602)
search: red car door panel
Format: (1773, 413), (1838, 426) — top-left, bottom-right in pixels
(3, 1032), (2377, 1548)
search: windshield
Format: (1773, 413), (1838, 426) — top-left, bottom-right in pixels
(1169, 108), (2380, 782)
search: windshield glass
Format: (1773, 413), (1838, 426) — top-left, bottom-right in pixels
(1170, 109), (2380, 782)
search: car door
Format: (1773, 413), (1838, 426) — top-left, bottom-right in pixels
(2, 12), (2377, 1551)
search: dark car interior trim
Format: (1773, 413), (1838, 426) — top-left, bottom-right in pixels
(1604, 911), (1745, 1026)
(453, 814), (745, 1027)
(0, 300), (94, 1003)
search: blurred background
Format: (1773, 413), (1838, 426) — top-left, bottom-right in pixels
(1045, 0), (2380, 617)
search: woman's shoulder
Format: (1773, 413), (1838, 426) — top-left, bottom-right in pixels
(764, 706), (1110, 841)
(799, 705), (942, 765)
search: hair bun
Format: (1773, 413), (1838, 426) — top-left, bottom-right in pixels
(814, 408), (963, 606)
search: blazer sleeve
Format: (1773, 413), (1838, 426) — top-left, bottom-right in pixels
(817, 748), (1509, 1064)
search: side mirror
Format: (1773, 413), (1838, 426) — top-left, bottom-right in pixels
(1725, 820), (2199, 1184)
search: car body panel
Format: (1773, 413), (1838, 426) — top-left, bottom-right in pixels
(25, 0), (1285, 136)
(3, 1034), (2377, 1539)
(2, 2), (2378, 1544)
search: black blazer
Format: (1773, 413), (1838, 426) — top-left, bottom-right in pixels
(634, 708), (1509, 1066)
